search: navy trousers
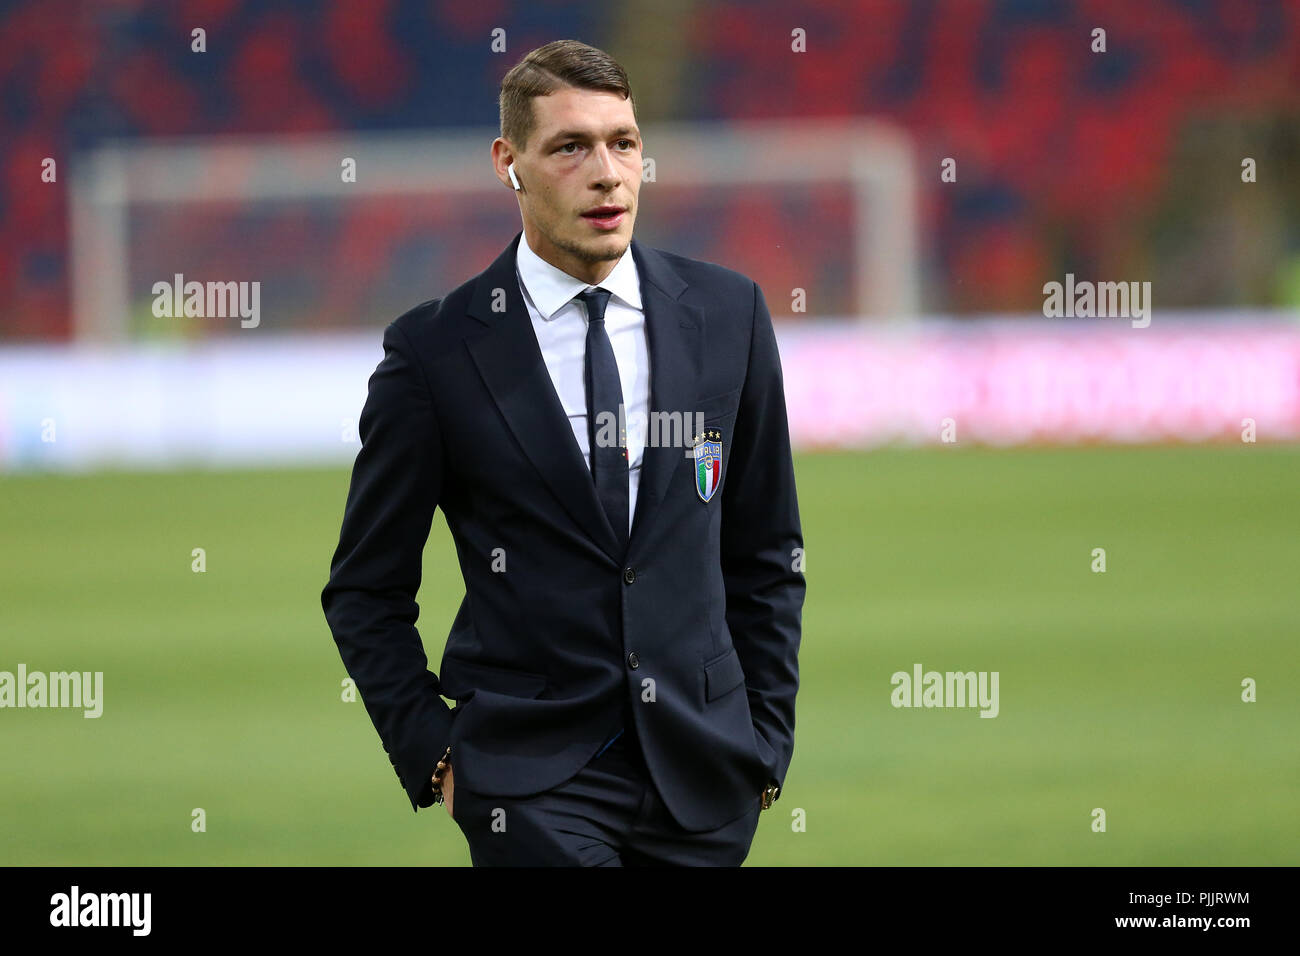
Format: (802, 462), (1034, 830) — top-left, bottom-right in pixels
(448, 719), (763, 866)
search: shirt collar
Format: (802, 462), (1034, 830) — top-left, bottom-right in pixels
(515, 231), (642, 320)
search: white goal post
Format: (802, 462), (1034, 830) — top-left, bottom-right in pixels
(69, 118), (918, 342)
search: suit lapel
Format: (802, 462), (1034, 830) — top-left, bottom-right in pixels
(464, 231), (701, 566)
(628, 238), (703, 557)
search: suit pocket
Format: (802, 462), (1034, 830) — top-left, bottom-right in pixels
(703, 646), (746, 702)
(439, 656), (548, 700)
(694, 385), (742, 424)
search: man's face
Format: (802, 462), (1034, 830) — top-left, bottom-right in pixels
(497, 87), (642, 282)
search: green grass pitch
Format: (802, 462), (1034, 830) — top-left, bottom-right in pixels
(1, 444), (1296, 865)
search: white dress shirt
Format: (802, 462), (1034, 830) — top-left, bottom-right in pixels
(515, 234), (650, 535)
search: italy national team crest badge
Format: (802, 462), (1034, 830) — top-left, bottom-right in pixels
(693, 427), (723, 502)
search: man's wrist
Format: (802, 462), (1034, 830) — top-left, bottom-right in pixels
(430, 746), (452, 805)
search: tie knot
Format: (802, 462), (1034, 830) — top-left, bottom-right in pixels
(577, 286), (613, 324)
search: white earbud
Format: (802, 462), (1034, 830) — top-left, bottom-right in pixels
(508, 162), (522, 191)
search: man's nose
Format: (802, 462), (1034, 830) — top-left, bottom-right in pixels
(589, 144), (620, 185)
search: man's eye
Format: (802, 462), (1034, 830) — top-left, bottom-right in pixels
(559, 142), (579, 153)
(616, 139), (634, 149)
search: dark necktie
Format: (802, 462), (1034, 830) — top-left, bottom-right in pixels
(576, 286), (629, 550)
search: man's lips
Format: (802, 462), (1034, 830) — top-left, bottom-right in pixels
(581, 206), (626, 230)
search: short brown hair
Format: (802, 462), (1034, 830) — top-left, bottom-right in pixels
(499, 40), (635, 153)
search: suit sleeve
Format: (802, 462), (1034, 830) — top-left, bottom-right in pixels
(321, 319), (454, 812)
(720, 280), (806, 792)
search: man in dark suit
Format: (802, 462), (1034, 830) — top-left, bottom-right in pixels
(322, 39), (805, 866)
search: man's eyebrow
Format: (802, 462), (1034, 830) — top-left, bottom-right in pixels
(544, 126), (640, 147)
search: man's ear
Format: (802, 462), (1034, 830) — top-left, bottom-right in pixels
(492, 138), (521, 192)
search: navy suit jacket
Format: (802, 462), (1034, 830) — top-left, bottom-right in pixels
(322, 230), (805, 832)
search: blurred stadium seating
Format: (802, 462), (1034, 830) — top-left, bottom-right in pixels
(3, 0), (1299, 340)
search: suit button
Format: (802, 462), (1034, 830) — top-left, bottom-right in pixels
(628, 652), (640, 669)
(623, 567), (636, 584)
